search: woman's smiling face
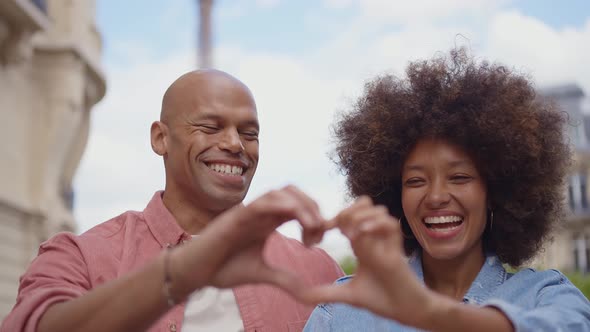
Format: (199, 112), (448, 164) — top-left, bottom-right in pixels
(401, 138), (488, 261)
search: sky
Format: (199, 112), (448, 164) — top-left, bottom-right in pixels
(74, 0), (590, 260)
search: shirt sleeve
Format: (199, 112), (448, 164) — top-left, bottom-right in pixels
(484, 272), (590, 332)
(0, 233), (91, 332)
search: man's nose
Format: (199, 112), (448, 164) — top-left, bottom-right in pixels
(218, 128), (244, 153)
(425, 180), (451, 208)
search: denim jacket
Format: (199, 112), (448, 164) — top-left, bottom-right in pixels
(304, 252), (590, 332)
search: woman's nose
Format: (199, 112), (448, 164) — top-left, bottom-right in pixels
(425, 181), (451, 208)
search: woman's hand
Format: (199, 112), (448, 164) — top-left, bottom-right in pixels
(303, 197), (437, 327)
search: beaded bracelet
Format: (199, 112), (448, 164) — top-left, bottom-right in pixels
(162, 247), (177, 307)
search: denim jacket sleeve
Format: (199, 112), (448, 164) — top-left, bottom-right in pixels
(303, 270), (590, 332)
(303, 303), (333, 332)
(484, 270), (590, 332)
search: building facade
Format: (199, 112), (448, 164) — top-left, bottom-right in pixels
(537, 84), (590, 274)
(0, 0), (105, 320)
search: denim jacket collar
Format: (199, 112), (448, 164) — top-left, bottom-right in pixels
(408, 251), (508, 304)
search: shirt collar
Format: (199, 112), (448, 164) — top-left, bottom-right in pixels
(462, 253), (507, 304)
(408, 251), (507, 304)
(143, 191), (190, 248)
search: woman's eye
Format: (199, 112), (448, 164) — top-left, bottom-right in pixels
(404, 178), (424, 186)
(450, 175), (472, 183)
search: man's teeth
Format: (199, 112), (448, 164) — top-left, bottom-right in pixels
(208, 163), (243, 176)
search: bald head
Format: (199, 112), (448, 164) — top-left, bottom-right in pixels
(160, 69), (256, 124)
(151, 69), (260, 220)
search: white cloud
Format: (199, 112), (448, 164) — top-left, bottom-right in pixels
(485, 11), (590, 94)
(323, 0), (354, 9)
(217, 0), (281, 20)
(217, 0), (249, 19)
(255, 0), (281, 9)
(322, 0), (508, 24)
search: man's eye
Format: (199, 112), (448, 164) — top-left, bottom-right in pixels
(241, 132), (259, 140)
(198, 125), (219, 132)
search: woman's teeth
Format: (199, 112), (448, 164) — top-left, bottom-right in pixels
(423, 216), (463, 231)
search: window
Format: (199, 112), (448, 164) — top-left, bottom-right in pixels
(582, 174), (588, 209)
(573, 234), (590, 273)
(569, 182), (576, 210)
(568, 173), (589, 212)
(31, 0), (47, 14)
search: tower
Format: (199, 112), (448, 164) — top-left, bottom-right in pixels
(198, 0), (213, 69)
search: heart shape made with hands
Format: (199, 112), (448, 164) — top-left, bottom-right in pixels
(244, 194), (407, 308)
(205, 187), (412, 320)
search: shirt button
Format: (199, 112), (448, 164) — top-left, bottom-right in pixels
(169, 322), (177, 332)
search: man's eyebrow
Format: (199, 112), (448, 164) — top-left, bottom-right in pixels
(241, 120), (260, 131)
(191, 113), (260, 130)
(192, 112), (222, 121)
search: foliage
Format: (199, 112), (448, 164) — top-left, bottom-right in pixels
(339, 256), (358, 275)
(566, 273), (590, 299)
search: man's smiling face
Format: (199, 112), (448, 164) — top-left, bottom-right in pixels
(158, 71), (260, 212)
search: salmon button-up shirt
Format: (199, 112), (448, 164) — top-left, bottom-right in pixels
(1, 191), (344, 332)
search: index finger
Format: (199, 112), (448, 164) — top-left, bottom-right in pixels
(282, 185), (327, 245)
(324, 217), (338, 231)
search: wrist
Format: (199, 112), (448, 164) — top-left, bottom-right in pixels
(417, 290), (456, 331)
(162, 247), (198, 305)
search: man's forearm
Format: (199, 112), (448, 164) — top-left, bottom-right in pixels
(35, 228), (235, 332)
(37, 252), (173, 332)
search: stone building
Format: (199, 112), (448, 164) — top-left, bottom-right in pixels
(537, 84), (590, 273)
(0, 0), (105, 320)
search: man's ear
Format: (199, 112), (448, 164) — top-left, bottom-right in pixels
(150, 121), (168, 156)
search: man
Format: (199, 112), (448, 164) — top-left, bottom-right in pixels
(1, 70), (343, 332)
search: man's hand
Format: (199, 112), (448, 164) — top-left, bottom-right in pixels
(169, 185), (328, 302)
(31, 186), (330, 332)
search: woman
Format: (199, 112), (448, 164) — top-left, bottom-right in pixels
(303, 49), (590, 331)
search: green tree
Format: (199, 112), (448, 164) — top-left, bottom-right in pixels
(339, 256), (358, 275)
(566, 273), (590, 299)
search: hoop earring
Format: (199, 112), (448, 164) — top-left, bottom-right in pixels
(399, 216), (415, 239)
